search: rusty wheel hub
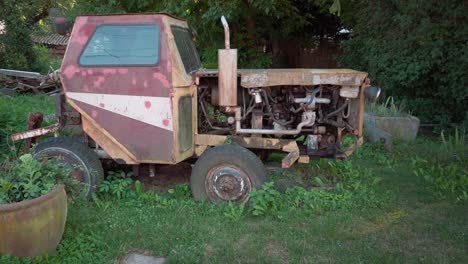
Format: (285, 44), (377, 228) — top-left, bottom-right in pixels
(206, 166), (252, 202)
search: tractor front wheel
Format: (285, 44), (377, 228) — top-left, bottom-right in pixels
(190, 144), (267, 203)
(32, 137), (104, 198)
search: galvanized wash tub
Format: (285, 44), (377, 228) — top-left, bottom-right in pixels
(0, 184), (67, 257)
(364, 113), (420, 142)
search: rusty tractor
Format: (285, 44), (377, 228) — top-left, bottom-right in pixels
(11, 13), (380, 203)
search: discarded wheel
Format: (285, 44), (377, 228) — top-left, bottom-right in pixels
(32, 137), (104, 198)
(191, 144), (266, 203)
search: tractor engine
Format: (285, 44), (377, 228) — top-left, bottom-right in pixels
(197, 83), (361, 158)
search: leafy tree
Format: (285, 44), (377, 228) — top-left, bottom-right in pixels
(340, 0), (468, 124)
(0, 0), (56, 70)
(71, 0), (342, 67)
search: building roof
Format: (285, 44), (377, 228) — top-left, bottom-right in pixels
(31, 33), (69, 46)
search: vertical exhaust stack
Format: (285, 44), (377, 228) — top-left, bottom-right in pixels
(218, 16), (238, 107)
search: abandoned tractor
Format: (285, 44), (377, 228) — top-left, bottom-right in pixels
(11, 13), (380, 203)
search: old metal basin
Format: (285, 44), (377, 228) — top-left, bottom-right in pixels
(0, 184), (67, 257)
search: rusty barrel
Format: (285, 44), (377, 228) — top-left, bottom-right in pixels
(0, 184), (67, 257)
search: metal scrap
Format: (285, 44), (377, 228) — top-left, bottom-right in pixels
(0, 69), (61, 96)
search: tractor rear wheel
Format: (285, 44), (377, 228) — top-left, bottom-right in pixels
(190, 144), (267, 203)
(32, 137), (104, 198)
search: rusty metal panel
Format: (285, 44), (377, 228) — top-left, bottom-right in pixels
(10, 123), (59, 142)
(195, 68), (368, 88)
(239, 69), (368, 88)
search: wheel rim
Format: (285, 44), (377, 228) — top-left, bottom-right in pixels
(34, 148), (91, 195)
(205, 165), (252, 203)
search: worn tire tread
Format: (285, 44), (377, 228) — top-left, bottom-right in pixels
(190, 144), (267, 202)
(32, 137), (104, 197)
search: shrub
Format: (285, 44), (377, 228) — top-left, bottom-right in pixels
(0, 154), (75, 204)
(366, 97), (410, 117)
(410, 128), (467, 202)
(32, 44), (63, 74)
(98, 171), (134, 199)
(340, 0), (467, 124)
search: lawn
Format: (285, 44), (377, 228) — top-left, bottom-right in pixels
(1, 95), (467, 263)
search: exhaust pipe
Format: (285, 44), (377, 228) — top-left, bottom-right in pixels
(218, 16), (237, 107)
(221, 16), (230, 49)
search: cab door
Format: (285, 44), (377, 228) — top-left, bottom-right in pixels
(61, 15), (175, 163)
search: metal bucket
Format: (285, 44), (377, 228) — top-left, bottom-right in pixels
(0, 184), (67, 257)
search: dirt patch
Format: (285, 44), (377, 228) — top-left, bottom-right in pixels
(116, 250), (166, 264)
(262, 241), (290, 263)
(135, 163), (192, 193)
(204, 244), (215, 258)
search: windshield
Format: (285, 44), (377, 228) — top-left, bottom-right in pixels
(80, 24), (160, 66)
(171, 26), (201, 74)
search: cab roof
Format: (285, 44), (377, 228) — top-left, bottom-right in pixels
(76, 12), (186, 22)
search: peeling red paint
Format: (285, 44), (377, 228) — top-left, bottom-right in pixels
(166, 58), (172, 73)
(153, 72), (170, 87)
(61, 14), (174, 162)
(93, 76), (105, 87)
(99, 103), (105, 108)
(103, 69), (117, 74)
(73, 34), (89, 45)
(63, 65), (79, 79)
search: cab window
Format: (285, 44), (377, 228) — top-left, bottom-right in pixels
(80, 24), (160, 66)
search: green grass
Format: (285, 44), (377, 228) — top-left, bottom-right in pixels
(1, 96), (467, 263)
(0, 95), (55, 158)
(366, 96), (410, 117)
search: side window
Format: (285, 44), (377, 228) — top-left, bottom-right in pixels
(171, 26), (201, 73)
(79, 25), (160, 66)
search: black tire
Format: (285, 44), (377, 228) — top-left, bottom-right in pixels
(32, 137), (104, 198)
(191, 144), (267, 203)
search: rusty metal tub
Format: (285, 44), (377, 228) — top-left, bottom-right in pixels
(0, 184), (67, 257)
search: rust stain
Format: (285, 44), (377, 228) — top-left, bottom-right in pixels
(10, 123), (59, 142)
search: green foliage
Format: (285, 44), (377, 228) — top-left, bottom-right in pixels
(412, 158), (467, 203)
(71, 0), (340, 68)
(409, 129), (467, 202)
(366, 97), (410, 117)
(0, 0), (56, 71)
(98, 171), (134, 199)
(32, 45), (63, 74)
(248, 154), (386, 218)
(0, 154), (74, 204)
(223, 202), (245, 221)
(249, 182), (282, 216)
(340, 0), (468, 124)
(1, 130), (468, 262)
(441, 127), (466, 161)
(0, 95), (55, 158)
(167, 184), (192, 199)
